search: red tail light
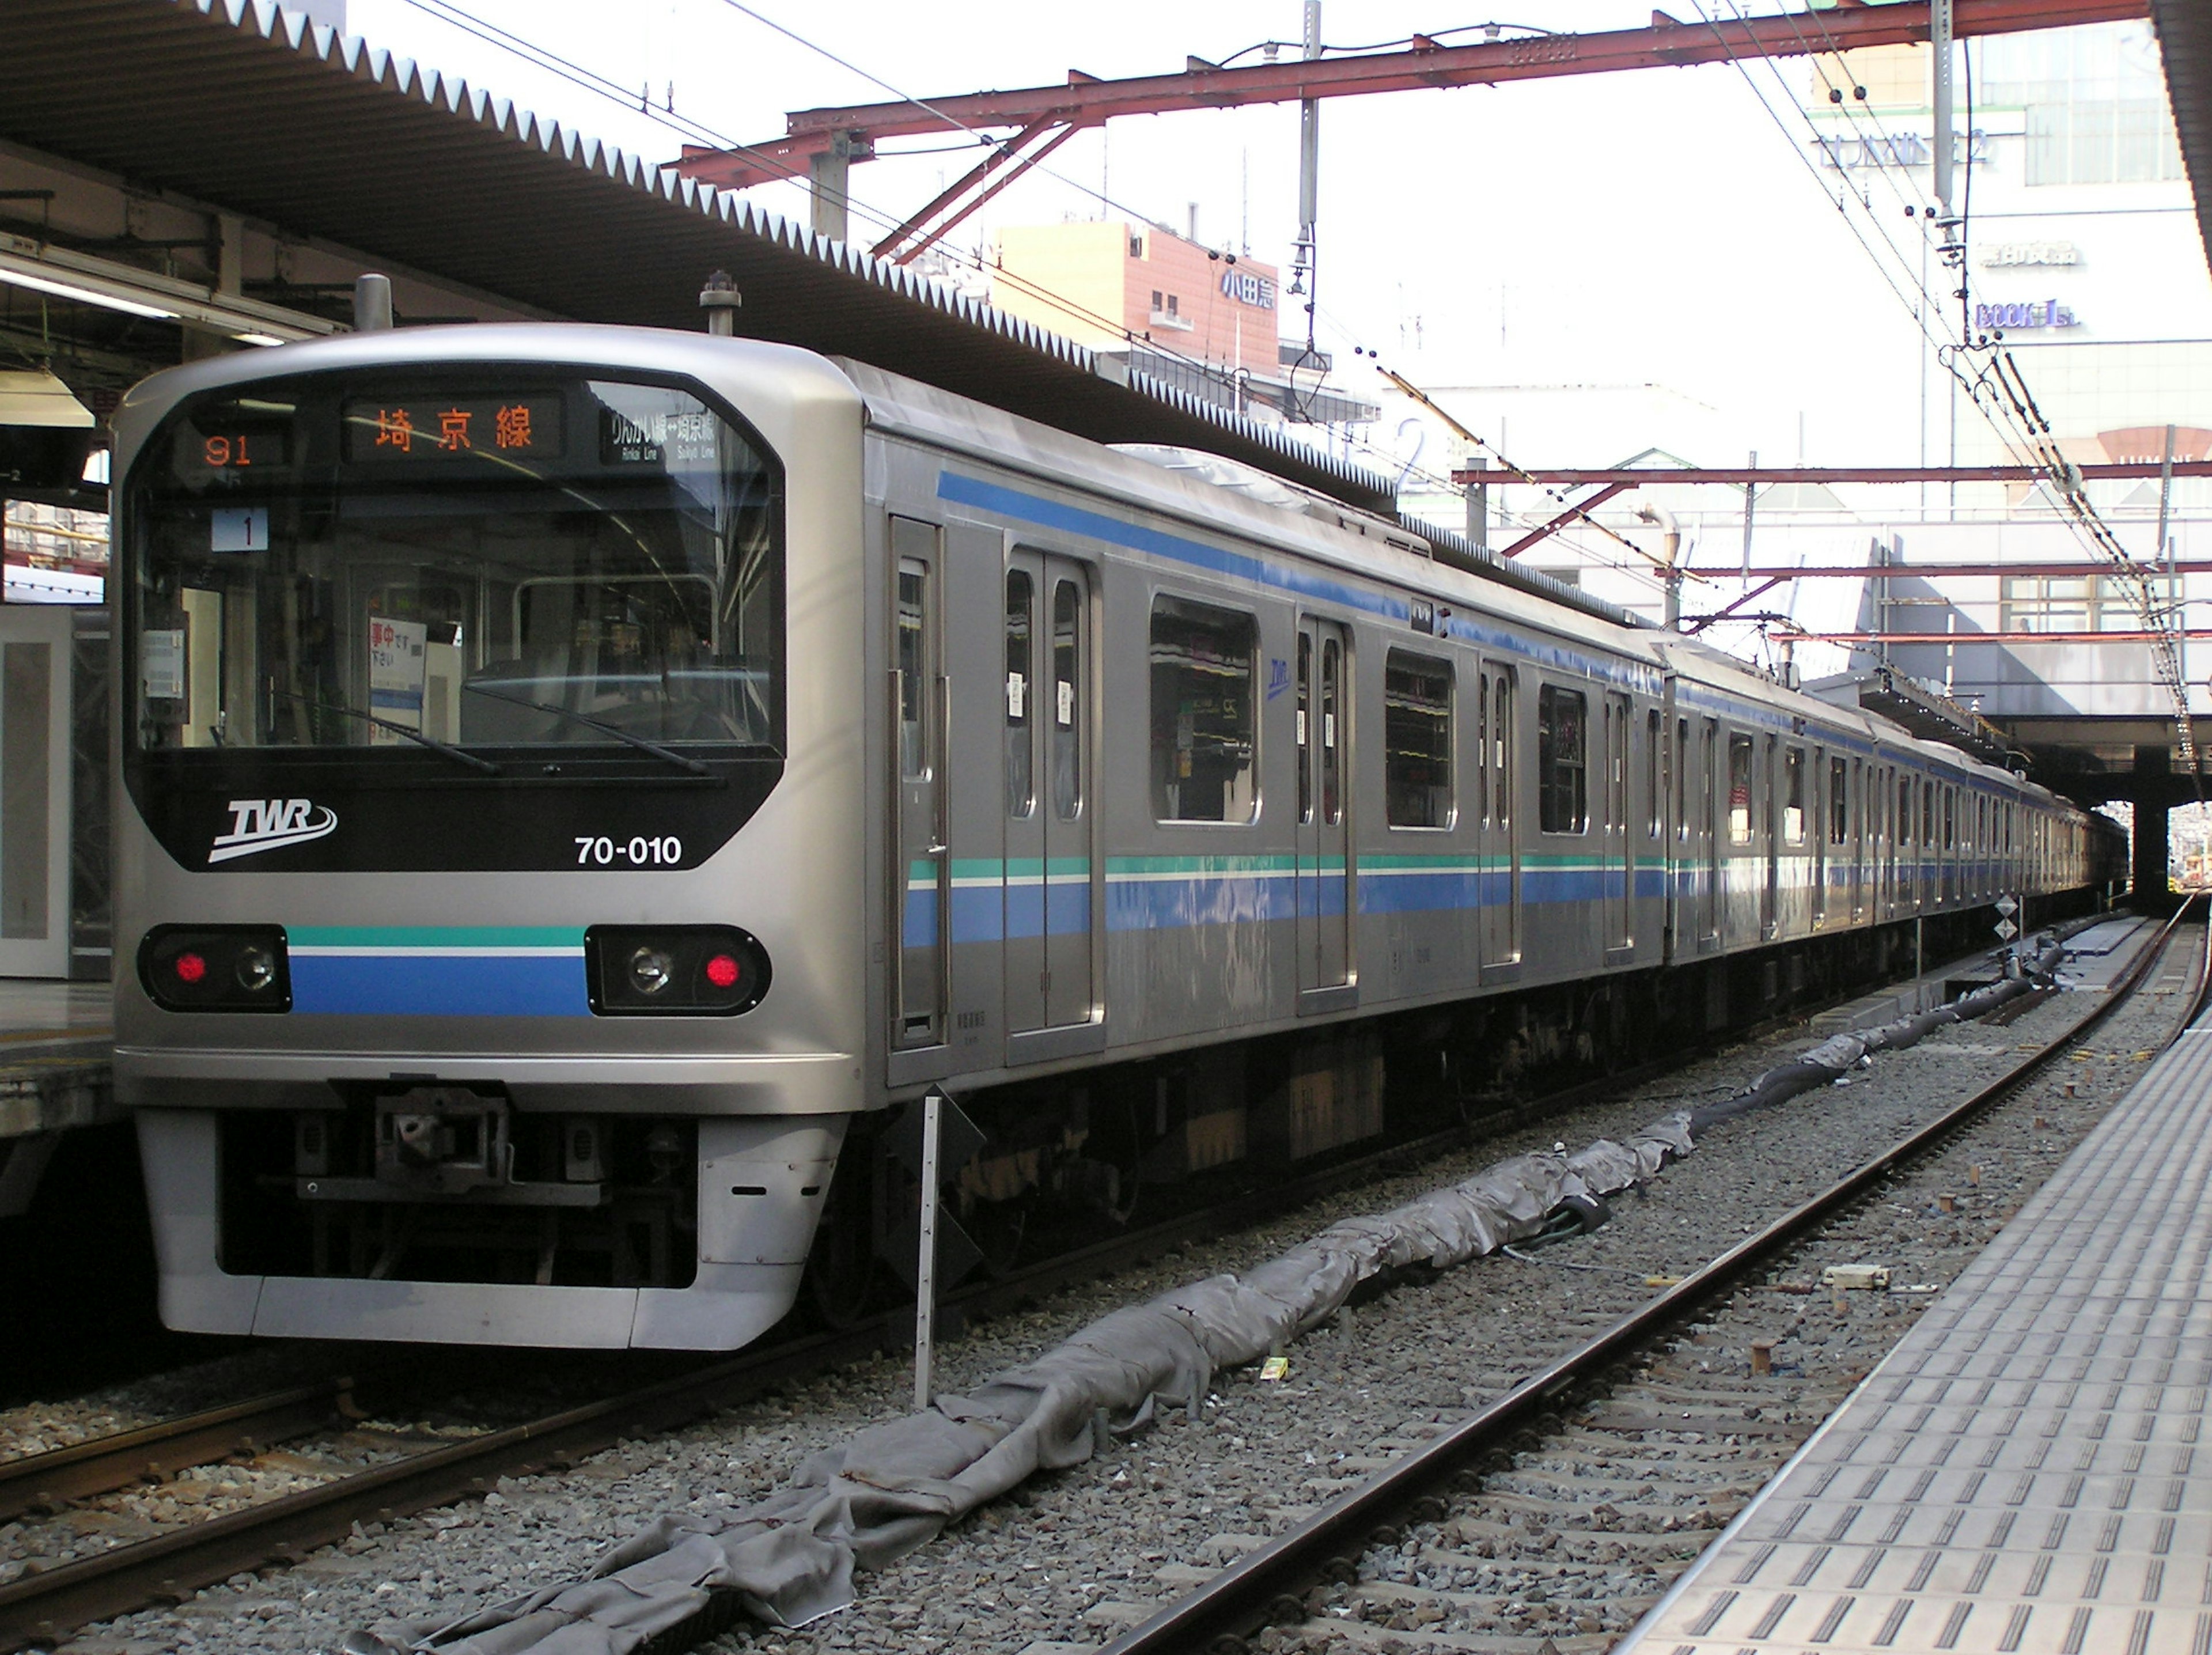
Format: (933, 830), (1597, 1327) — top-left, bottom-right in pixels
(173, 952), (208, 984)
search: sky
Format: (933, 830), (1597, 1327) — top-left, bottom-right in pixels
(335, 0), (1963, 471)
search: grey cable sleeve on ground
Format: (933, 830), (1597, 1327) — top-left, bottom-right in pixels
(366, 1114), (1695, 1655)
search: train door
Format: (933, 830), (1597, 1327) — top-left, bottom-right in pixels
(1604, 692), (1632, 954)
(1295, 618), (1354, 997)
(890, 520), (948, 1059)
(1479, 661), (1520, 976)
(1760, 734), (1780, 939)
(1664, 703), (1687, 960)
(1002, 552), (1096, 1039)
(1700, 718), (1721, 946)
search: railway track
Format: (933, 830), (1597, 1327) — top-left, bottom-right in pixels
(0, 926), (2141, 1653)
(1100, 906), (2206, 1655)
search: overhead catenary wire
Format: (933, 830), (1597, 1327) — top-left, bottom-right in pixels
(1683, 1), (2200, 776)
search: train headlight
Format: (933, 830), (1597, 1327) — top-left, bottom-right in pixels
(139, 925), (291, 1012)
(235, 944), (279, 993)
(627, 945), (676, 995)
(587, 925), (770, 1016)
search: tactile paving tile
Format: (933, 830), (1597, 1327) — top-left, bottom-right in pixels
(1618, 1022), (2212, 1654)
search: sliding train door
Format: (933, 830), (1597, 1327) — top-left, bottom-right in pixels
(1295, 616), (1354, 1001)
(889, 519), (949, 1067)
(1478, 660), (1520, 978)
(1003, 551), (1097, 1046)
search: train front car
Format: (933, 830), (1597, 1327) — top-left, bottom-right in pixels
(112, 326), (866, 1349)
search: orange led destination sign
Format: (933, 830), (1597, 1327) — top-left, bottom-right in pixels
(342, 396), (563, 463)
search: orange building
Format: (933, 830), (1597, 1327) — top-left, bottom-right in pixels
(986, 220), (1371, 425)
(988, 220), (1285, 378)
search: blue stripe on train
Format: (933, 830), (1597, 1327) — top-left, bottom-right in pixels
(290, 955), (591, 1017)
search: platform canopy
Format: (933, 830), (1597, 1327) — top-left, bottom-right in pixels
(2156, 0), (2212, 277)
(0, 0), (1395, 515)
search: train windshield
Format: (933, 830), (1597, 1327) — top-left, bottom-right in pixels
(124, 369), (782, 767)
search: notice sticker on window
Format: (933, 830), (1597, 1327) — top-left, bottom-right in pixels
(367, 615), (428, 743)
(210, 507), (268, 552)
(142, 628), (185, 700)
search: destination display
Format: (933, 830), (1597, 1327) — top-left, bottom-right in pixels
(173, 425), (291, 475)
(342, 396), (564, 462)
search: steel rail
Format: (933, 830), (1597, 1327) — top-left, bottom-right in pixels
(1101, 905), (2195, 1655)
(0, 928), (2096, 1650)
(0, 1378), (352, 1524)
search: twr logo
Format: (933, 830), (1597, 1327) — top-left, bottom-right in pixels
(209, 798), (338, 864)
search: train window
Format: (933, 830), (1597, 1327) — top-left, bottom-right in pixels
(1493, 674), (1513, 827)
(1321, 635), (1343, 827)
(897, 562), (929, 779)
(1830, 757), (1849, 843)
(1052, 579), (1082, 820)
(1384, 650), (1453, 829)
(1537, 686), (1588, 834)
(1727, 734), (1754, 843)
(1005, 570), (1032, 816)
(1944, 787), (1956, 850)
(1150, 596), (1257, 824)
(1676, 717), (1690, 842)
(1921, 781), (1935, 845)
(1476, 671), (1490, 824)
(130, 374), (784, 762)
(1646, 710), (1662, 838)
(1297, 634), (1313, 824)
(1783, 747), (1806, 844)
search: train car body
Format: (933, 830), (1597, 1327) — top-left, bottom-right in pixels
(110, 325), (2111, 1349)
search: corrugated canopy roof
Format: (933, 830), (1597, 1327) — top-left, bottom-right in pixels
(0, 0), (1396, 513)
(2154, 1), (2212, 278)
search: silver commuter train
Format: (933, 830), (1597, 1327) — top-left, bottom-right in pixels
(111, 323), (2118, 1349)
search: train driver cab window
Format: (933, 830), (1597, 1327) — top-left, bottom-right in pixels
(1727, 733), (1755, 843)
(1384, 649), (1453, 828)
(1536, 686), (1588, 834)
(1783, 746), (1806, 843)
(128, 373), (784, 768)
(1150, 595), (1257, 824)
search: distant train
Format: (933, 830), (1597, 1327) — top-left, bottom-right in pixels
(110, 323), (2122, 1349)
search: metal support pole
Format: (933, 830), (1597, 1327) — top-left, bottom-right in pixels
(1739, 450), (1756, 581)
(913, 1086), (942, 1411)
(1291, 1), (1321, 327)
(2157, 422), (2177, 612)
(810, 132), (854, 243)
(1463, 455), (1489, 549)
(1931, 0), (1956, 220)
(1915, 914), (1925, 1006)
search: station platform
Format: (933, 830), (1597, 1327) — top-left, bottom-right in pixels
(1619, 938), (2212, 1654)
(0, 978), (112, 1143)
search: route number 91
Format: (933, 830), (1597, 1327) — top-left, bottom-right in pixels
(575, 835), (684, 866)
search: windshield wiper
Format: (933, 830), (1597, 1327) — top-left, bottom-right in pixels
(462, 682), (711, 777)
(278, 691), (502, 775)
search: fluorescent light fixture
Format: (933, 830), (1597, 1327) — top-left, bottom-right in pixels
(0, 238), (338, 342)
(0, 264), (180, 321)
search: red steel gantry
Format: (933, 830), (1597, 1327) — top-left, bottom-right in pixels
(676, 0), (2150, 262)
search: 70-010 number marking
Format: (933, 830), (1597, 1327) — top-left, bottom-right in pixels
(575, 835), (684, 866)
